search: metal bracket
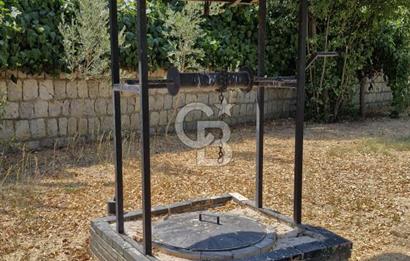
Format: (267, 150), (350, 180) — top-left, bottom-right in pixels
(306, 51), (338, 70)
(216, 70), (229, 92)
(107, 198), (116, 215)
(113, 81), (141, 94)
(199, 213), (221, 225)
(204, 1), (210, 15)
(230, 0), (243, 6)
(240, 66), (254, 92)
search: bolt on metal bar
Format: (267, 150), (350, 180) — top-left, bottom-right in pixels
(109, 0), (124, 234)
(255, 0), (266, 209)
(294, 0), (308, 225)
(136, 0), (152, 256)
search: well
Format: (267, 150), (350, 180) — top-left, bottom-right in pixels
(90, 0), (353, 260)
(90, 193), (352, 261)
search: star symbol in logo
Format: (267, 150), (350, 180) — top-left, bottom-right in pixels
(215, 98), (234, 117)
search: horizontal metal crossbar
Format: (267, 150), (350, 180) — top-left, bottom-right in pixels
(113, 83), (140, 94)
(183, 0), (258, 5)
(113, 68), (296, 95)
(254, 76), (297, 88)
(306, 51), (339, 70)
(113, 79), (173, 94)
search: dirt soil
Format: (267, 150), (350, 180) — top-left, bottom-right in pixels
(0, 117), (409, 260)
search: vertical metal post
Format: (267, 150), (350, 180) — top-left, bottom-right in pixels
(109, 0), (124, 234)
(294, 0), (308, 225)
(256, 0), (266, 209)
(360, 77), (366, 118)
(204, 1), (210, 16)
(136, 0), (152, 255)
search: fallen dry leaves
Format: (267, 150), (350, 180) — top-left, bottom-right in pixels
(0, 117), (409, 260)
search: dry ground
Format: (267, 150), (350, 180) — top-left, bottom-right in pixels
(0, 117), (409, 261)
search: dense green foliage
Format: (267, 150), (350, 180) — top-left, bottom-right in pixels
(163, 2), (205, 71)
(201, 2), (297, 75)
(0, 0), (409, 119)
(305, 1), (410, 120)
(116, 1), (169, 71)
(59, 0), (127, 77)
(0, 0), (67, 73)
(370, 11), (410, 114)
(0, 0), (298, 74)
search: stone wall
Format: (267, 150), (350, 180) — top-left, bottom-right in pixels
(363, 74), (393, 113)
(0, 71), (296, 150)
(0, 71), (393, 150)
(352, 74), (393, 114)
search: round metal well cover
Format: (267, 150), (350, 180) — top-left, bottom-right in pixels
(153, 212), (268, 252)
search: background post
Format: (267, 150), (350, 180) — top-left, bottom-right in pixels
(294, 0), (308, 225)
(256, 0), (267, 209)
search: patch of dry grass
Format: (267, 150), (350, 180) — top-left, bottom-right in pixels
(0, 117), (409, 260)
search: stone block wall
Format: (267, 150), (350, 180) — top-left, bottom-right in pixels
(364, 74), (393, 113)
(352, 74), (393, 114)
(0, 71), (393, 150)
(0, 71), (296, 149)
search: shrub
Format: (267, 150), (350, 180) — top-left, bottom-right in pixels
(305, 1), (410, 121)
(163, 3), (205, 71)
(0, 0), (13, 68)
(59, 0), (127, 78)
(371, 16), (410, 113)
